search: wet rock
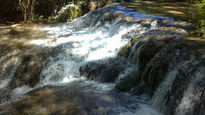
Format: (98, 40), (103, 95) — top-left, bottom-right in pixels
(129, 83), (144, 95)
(115, 28), (205, 114)
(0, 82), (134, 115)
(104, 68), (121, 82)
(58, 33), (72, 38)
(141, 52), (171, 96)
(166, 62), (202, 115)
(166, 56), (205, 115)
(103, 12), (119, 22)
(0, 24), (51, 90)
(0, 56), (20, 82)
(9, 53), (48, 89)
(194, 93), (205, 115)
(0, 86), (82, 115)
(134, 38), (170, 70)
(0, 88), (12, 104)
(115, 71), (140, 92)
(117, 37), (173, 96)
(117, 43), (131, 58)
(137, 39), (205, 114)
(80, 62), (107, 80)
(80, 58), (127, 82)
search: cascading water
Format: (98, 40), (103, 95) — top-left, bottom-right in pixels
(1, 4), (202, 115)
(35, 5), (164, 114)
(0, 5), (165, 114)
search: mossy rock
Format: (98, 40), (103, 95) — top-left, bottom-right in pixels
(117, 43), (130, 58)
(0, 83), (133, 115)
(9, 53), (48, 89)
(115, 72), (140, 92)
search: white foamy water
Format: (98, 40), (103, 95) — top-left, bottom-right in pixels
(0, 57), (21, 88)
(36, 4), (169, 84)
(12, 85), (33, 96)
(38, 17), (142, 85)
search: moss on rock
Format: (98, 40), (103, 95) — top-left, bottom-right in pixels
(117, 43), (130, 58)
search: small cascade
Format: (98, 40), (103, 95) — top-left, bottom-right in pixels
(176, 65), (205, 115)
(0, 57), (21, 88)
(151, 69), (178, 111)
(38, 5), (171, 85)
(0, 4), (204, 115)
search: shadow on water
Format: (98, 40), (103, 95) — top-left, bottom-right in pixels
(123, 1), (196, 21)
(0, 24), (51, 91)
(123, 1), (205, 37)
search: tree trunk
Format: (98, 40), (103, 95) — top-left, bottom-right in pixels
(30, 0), (36, 20)
(19, 0), (36, 21)
(27, 0), (31, 20)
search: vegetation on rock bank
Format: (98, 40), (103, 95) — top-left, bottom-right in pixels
(0, 0), (133, 24)
(0, 0), (205, 37)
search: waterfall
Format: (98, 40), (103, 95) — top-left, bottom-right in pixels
(36, 5), (170, 85)
(1, 4), (203, 115)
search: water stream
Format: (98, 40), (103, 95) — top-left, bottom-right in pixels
(0, 4), (201, 115)
(36, 5), (164, 114)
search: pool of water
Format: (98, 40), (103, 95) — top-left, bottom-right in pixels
(123, 1), (205, 37)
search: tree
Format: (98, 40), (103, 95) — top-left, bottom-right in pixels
(19, 0), (36, 21)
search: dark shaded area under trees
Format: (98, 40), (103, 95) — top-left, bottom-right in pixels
(0, 0), (133, 24)
(0, 0), (72, 23)
(0, 0), (23, 24)
(0, 0), (204, 37)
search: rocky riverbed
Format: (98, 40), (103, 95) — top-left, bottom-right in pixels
(0, 4), (204, 115)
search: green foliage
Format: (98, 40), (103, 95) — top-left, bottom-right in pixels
(0, 0), (135, 23)
(192, 19), (205, 37)
(48, 16), (56, 21)
(16, 6), (21, 11)
(33, 14), (39, 20)
(197, 0), (205, 8)
(68, 7), (82, 21)
(54, 4), (82, 22)
(191, 0), (205, 37)
(39, 15), (44, 20)
(131, 35), (139, 41)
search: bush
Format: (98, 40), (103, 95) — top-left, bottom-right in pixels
(191, 0), (205, 37)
